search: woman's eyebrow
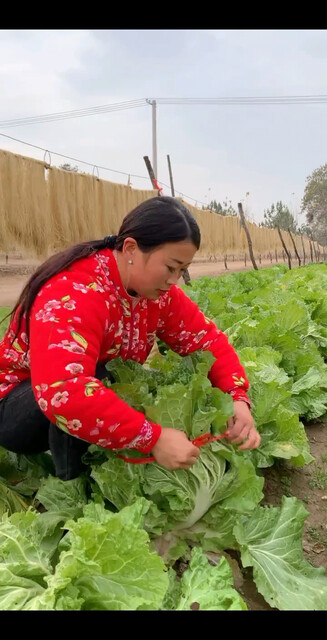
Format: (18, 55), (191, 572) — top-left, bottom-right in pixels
(170, 257), (189, 265)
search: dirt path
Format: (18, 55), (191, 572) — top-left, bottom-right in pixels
(0, 256), (281, 308)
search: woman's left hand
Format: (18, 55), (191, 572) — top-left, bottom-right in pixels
(225, 401), (261, 450)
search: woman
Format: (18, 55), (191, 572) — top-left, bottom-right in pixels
(0, 196), (260, 480)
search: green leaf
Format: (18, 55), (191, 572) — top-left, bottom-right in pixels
(234, 496), (327, 610)
(43, 499), (169, 610)
(165, 547), (247, 610)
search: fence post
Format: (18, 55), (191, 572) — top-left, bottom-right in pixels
(288, 229), (301, 266)
(143, 156), (161, 192)
(167, 155), (175, 197)
(300, 234), (306, 265)
(237, 203), (258, 270)
(277, 226), (292, 269)
(309, 239), (314, 262)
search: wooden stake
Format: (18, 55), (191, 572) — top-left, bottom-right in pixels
(288, 228), (301, 266)
(167, 155), (175, 197)
(237, 203), (258, 270)
(143, 156), (161, 193)
(309, 239), (314, 263)
(300, 234), (306, 265)
(277, 226), (292, 269)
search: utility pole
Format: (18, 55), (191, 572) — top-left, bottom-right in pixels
(146, 99), (157, 179)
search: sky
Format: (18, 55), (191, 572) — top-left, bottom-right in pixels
(1, 29), (327, 225)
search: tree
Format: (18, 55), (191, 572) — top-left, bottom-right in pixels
(297, 223), (313, 237)
(203, 198), (237, 216)
(262, 201), (297, 232)
(301, 163), (327, 245)
(59, 163), (80, 172)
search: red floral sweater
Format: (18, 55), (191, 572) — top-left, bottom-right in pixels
(0, 249), (250, 452)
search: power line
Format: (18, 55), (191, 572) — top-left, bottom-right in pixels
(1, 95), (327, 129)
(0, 99), (148, 128)
(153, 95), (327, 104)
(0, 131), (208, 207)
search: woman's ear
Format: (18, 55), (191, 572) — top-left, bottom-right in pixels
(122, 237), (138, 260)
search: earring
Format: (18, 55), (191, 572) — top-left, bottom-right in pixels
(128, 259), (133, 265)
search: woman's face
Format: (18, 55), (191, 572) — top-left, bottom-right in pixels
(124, 240), (197, 300)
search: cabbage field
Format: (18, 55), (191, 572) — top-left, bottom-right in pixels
(1, 262), (327, 610)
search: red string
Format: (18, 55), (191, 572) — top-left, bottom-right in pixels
(153, 178), (163, 192)
(117, 431), (228, 464)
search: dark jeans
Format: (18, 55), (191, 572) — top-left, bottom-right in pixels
(0, 364), (110, 481)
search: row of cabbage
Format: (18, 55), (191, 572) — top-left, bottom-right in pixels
(1, 262), (327, 610)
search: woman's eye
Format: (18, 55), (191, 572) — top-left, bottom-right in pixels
(167, 266), (175, 274)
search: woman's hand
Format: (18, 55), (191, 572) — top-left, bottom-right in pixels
(151, 427), (200, 470)
(225, 401), (261, 450)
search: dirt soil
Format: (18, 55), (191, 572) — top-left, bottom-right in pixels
(229, 421), (327, 610)
(1, 255), (326, 611)
(0, 255), (279, 308)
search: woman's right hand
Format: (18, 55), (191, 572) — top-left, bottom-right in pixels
(151, 428), (200, 470)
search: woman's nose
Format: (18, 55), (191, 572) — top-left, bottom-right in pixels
(167, 273), (180, 285)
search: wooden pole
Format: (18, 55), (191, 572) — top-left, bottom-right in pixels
(237, 203), (258, 270)
(144, 155), (192, 286)
(288, 229), (301, 266)
(143, 156), (160, 192)
(300, 234), (306, 265)
(309, 239), (314, 262)
(277, 226), (292, 269)
(167, 155), (175, 197)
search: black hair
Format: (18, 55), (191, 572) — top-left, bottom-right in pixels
(5, 196), (201, 342)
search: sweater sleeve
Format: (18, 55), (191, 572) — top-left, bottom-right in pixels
(29, 273), (161, 452)
(157, 286), (251, 406)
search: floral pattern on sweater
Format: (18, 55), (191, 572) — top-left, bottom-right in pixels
(0, 249), (250, 452)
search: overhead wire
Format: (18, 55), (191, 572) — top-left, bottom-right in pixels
(2, 94), (323, 208)
(0, 131), (208, 207)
